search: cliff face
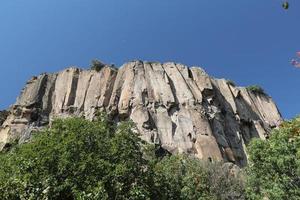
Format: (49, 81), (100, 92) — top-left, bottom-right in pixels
(0, 61), (282, 166)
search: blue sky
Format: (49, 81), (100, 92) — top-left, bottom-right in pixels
(0, 0), (299, 119)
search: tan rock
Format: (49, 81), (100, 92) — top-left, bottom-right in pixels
(162, 62), (194, 105)
(0, 61), (283, 167)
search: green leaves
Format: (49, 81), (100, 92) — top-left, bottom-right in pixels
(151, 155), (245, 200)
(0, 117), (148, 199)
(246, 117), (300, 200)
(0, 115), (247, 199)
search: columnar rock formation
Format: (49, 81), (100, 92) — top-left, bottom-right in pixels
(0, 61), (282, 166)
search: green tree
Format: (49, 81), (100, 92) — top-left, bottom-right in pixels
(0, 115), (247, 200)
(0, 116), (150, 200)
(152, 155), (245, 200)
(246, 117), (300, 200)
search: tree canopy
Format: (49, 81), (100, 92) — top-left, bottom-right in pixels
(0, 116), (245, 200)
(0, 115), (299, 199)
(246, 117), (300, 200)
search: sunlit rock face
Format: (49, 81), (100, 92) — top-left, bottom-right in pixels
(0, 61), (282, 166)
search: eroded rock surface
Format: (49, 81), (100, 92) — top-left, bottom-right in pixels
(0, 61), (282, 166)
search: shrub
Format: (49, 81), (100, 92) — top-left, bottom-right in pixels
(152, 155), (245, 200)
(0, 117), (149, 200)
(246, 85), (265, 95)
(90, 59), (105, 72)
(0, 116), (246, 199)
(226, 79), (236, 87)
(246, 117), (300, 200)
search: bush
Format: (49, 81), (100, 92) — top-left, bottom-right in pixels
(246, 117), (300, 200)
(151, 155), (245, 200)
(246, 85), (265, 95)
(90, 59), (105, 72)
(0, 116), (149, 200)
(226, 79), (236, 87)
(0, 115), (246, 199)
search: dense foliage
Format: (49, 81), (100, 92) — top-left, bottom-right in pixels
(0, 116), (245, 200)
(151, 156), (245, 200)
(246, 117), (300, 200)
(0, 116), (150, 199)
(1, 115), (299, 199)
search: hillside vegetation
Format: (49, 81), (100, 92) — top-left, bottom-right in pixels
(246, 117), (300, 200)
(0, 115), (299, 199)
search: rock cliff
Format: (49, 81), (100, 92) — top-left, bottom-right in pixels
(0, 61), (282, 166)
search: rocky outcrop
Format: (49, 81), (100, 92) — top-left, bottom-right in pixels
(0, 61), (282, 166)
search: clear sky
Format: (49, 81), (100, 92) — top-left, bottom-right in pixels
(0, 0), (299, 119)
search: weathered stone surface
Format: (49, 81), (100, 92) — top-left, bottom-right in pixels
(144, 62), (175, 108)
(84, 67), (117, 119)
(190, 67), (213, 96)
(52, 67), (80, 115)
(0, 61), (283, 166)
(16, 74), (48, 107)
(162, 62), (195, 105)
